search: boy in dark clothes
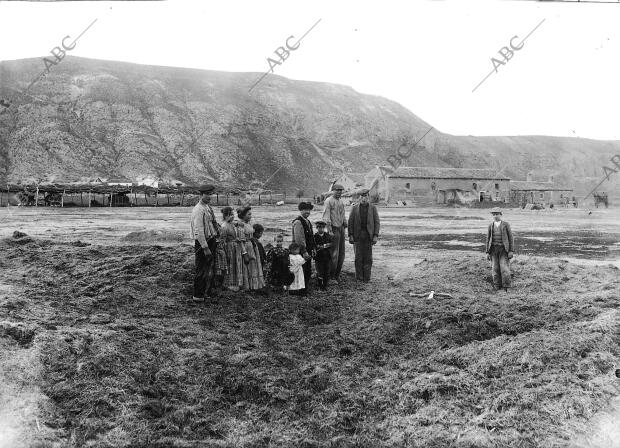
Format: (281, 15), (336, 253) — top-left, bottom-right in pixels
(265, 234), (294, 291)
(313, 220), (332, 290)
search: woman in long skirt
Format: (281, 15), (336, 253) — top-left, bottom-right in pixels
(236, 206), (265, 290)
(219, 206), (243, 291)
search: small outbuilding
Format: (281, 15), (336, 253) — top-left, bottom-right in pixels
(509, 181), (573, 207)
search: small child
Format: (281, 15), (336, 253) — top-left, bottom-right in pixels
(265, 234), (293, 290)
(313, 220), (332, 290)
(252, 223), (267, 268)
(288, 242), (306, 295)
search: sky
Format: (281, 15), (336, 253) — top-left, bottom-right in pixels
(0, 0), (619, 140)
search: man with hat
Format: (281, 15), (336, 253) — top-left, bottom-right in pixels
(348, 188), (380, 282)
(190, 184), (220, 302)
(292, 201), (315, 295)
(321, 183), (347, 284)
(485, 207), (514, 292)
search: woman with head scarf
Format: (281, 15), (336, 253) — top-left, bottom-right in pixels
(236, 206), (266, 290)
(219, 206), (244, 291)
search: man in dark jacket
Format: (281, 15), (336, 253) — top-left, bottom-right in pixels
(485, 207), (515, 292)
(347, 189), (380, 282)
(292, 201), (315, 294)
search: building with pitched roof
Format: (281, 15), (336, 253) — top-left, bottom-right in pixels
(509, 181), (573, 206)
(364, 166), (511, 204)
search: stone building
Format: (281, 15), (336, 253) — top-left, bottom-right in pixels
(509, 181), (573, 206)
(365, 166), (511, 204)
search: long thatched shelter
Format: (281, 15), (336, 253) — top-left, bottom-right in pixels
(1, 181), (247, 207)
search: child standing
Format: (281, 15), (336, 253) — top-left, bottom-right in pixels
(265, 234), (294, 291)
(252, 223), (267, 271)
(288, 242), (306, 295)
(313, 220), (332, 290)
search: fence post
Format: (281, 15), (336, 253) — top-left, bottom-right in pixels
(35, 185), (39, 207)
(88, 190), (91, 208)
(61, 189), (65, 207)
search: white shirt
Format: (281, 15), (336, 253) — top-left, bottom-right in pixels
(493, 220), (502, 229)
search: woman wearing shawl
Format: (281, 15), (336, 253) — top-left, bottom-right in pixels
(219, 206), (243, 291)
(237, 206), (265, 290)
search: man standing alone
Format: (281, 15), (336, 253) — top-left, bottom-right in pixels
(190, 184), (220, 302)
(485, 207), (514, 292)
(348, 189), (380, 282)
(322, 184), (347, 284)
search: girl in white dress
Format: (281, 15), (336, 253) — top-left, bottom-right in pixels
(288, 242), (306, 295)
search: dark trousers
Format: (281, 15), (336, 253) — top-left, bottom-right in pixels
(193, 239), (216, 298)
(315, 257), (330, 289)
(302, 258), (312, 293)
(353, 230), (373, 282)
(490, 244), (511, 288)
(330, 226), (346, 280)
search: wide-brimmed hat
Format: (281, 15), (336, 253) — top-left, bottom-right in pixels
(298, 201), (314, 211)
(198, 184), (215, 194)
(331, 183), (344, 191)
(490, 207), (503, 214)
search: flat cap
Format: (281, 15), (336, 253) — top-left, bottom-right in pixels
(315, 220), (327, 226)
(298, 201), (314, 211)
(490, 207), (503, 214)
(359, 188), (370, 195)
(198, 184), (216, 194)
(331, 183), (344, 191)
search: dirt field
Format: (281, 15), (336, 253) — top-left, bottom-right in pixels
(0, 205), (619, 448)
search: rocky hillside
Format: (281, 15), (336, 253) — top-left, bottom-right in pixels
(0, 56), (618, 195)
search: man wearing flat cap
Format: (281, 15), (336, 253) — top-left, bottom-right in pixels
(322, 183), (347, 284)
(348, 188), (380, 282)
(190, 184), (220, 302)
(292, 201), (315, 294)
(485, 207), (514, 292)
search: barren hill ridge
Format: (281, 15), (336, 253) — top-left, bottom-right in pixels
(0, 56), (618, 195)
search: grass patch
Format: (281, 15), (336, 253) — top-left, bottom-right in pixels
(0, 236), (618, 447)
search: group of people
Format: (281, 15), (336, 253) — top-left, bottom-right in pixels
(190, 183), (515, 302)
(189, 183), (381, 302)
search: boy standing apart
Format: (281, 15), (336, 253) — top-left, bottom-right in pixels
(313, 221), (332, 290)
(485, 207), (515, 292)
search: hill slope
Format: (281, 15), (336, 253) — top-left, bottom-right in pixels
(1, 56), (618, 195)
